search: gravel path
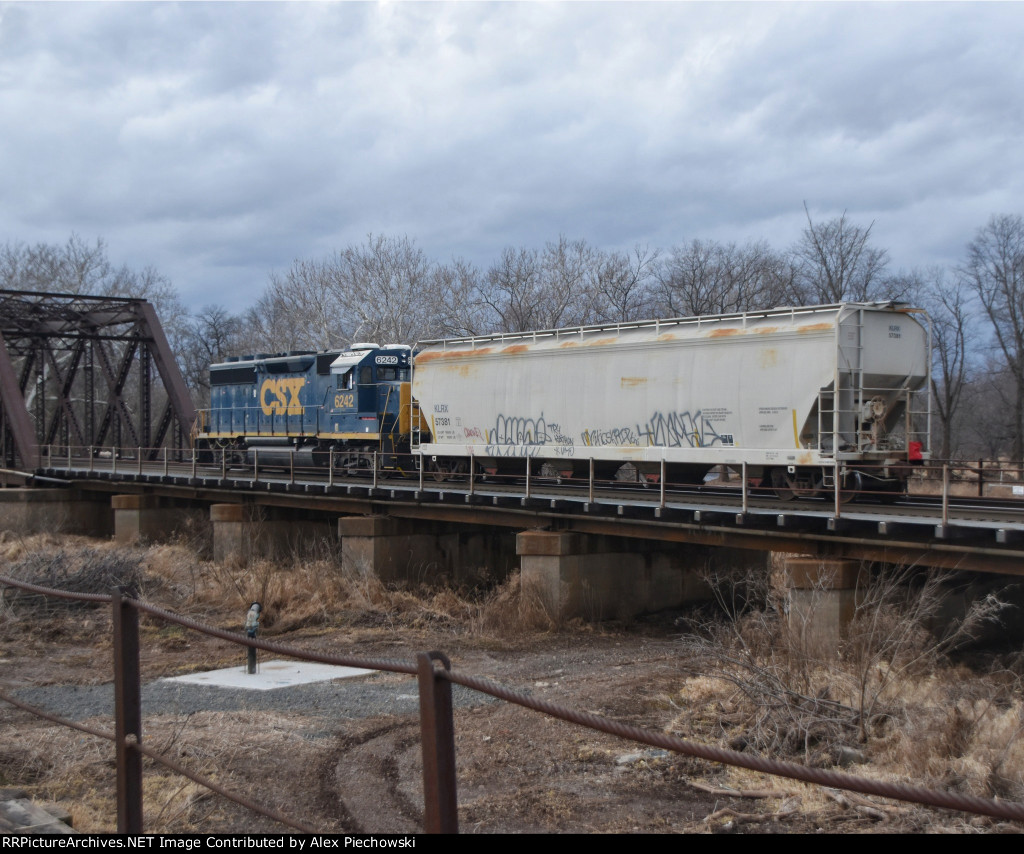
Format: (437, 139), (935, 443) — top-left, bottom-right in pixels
(13, 674), (493, 723)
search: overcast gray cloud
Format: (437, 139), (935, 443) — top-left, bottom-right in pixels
(1, 1), (1021, 312)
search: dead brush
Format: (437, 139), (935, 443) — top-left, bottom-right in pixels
(470, 571), (557, 637)
(0, 719), (116, 831)
(672, 560), (1016, 789)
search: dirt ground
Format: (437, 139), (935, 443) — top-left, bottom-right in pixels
(1, 536), (1020, 835)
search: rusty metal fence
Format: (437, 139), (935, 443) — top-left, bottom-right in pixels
(3, 573), (1024, 833)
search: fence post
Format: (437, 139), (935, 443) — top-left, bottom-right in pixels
(112, 586), (143, 833)
(417, 651), (458, 834)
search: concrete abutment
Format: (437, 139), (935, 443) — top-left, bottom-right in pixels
(0, 487), (113, 537)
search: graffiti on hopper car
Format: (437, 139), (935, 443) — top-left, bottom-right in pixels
(483, 412), (575, 450)
(483, 444), (542, 458)
(637, 410), (728, 448)
(580, 410), (733, 449)
(580, 427), (641, 447)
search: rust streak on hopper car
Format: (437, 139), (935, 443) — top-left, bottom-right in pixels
(797, 323), (834, 333)
(620, 377), (648, 388)
(441, 364), (477, 378)
(708, 328), (741, 337)
(415, 348), (493, 363)
(502, 344), (530, 355)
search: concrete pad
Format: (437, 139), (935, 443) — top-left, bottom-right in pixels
(163, 660), (376, 691)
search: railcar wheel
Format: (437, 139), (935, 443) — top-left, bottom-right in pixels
(838, 470), (863, 504)
(770, 467), (796, 501)
(338, 453), (374, 477)
(430, 457), (467, 482)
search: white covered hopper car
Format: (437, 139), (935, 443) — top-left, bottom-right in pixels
(411, 302), (931, 499)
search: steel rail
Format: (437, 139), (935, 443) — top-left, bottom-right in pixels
(41, 453), (1024, 523)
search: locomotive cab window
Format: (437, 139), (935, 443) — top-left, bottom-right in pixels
(359, 366), (372, 385)
(336, 369), (354, 390)
(376, 367), (408, 381)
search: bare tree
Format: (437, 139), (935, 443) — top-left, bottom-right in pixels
(239, 266), (340, 354)
(789, 204), (890, 304)
(916, 269), (974, 461)
(429, 258), (491, 338)
(0, 233), (189, 349)
(179, 305), (245, 405)
(332, 233), (440, 345)
(962, 213), (1024, 464)
(590, 244), (659, 323)
(653, 239), (792, 318)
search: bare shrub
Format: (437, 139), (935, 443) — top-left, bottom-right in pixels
(672, 560), (1017, 788)
(471, 571), (557, 638)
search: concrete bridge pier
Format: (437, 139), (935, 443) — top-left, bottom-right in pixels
(516, 529), (723, 621)
(337, 514), (516, 586)
(210, 503), (336, 564)
(0, 487), (113, 537)
(783, 557), (868, 650)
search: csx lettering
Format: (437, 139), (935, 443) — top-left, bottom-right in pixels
(260, 378), (305, 415)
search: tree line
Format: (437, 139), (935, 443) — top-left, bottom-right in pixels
(2, 208), (1023, 464)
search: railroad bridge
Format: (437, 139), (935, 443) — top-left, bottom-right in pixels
(3, 289), (1024, 641)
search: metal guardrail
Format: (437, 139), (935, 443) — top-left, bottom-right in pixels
(37, 444), (1024, 510)
(3, 574), (1024, 832)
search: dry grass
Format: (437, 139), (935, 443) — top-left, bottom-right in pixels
(5, 533), (1024, 832)
(669, 558), (1024, 806)
(0, 532), (562, 831)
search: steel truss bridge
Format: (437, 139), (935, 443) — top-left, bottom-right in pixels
(0, 289), (195, 472)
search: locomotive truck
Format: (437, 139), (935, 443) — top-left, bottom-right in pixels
(196, 301), (931, 499)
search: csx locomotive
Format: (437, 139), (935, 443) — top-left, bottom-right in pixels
(196, 302), (931, 498)
(198, 343), (415, 474)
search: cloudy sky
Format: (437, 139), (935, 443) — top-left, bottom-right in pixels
(1, 1), (1022, 314)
